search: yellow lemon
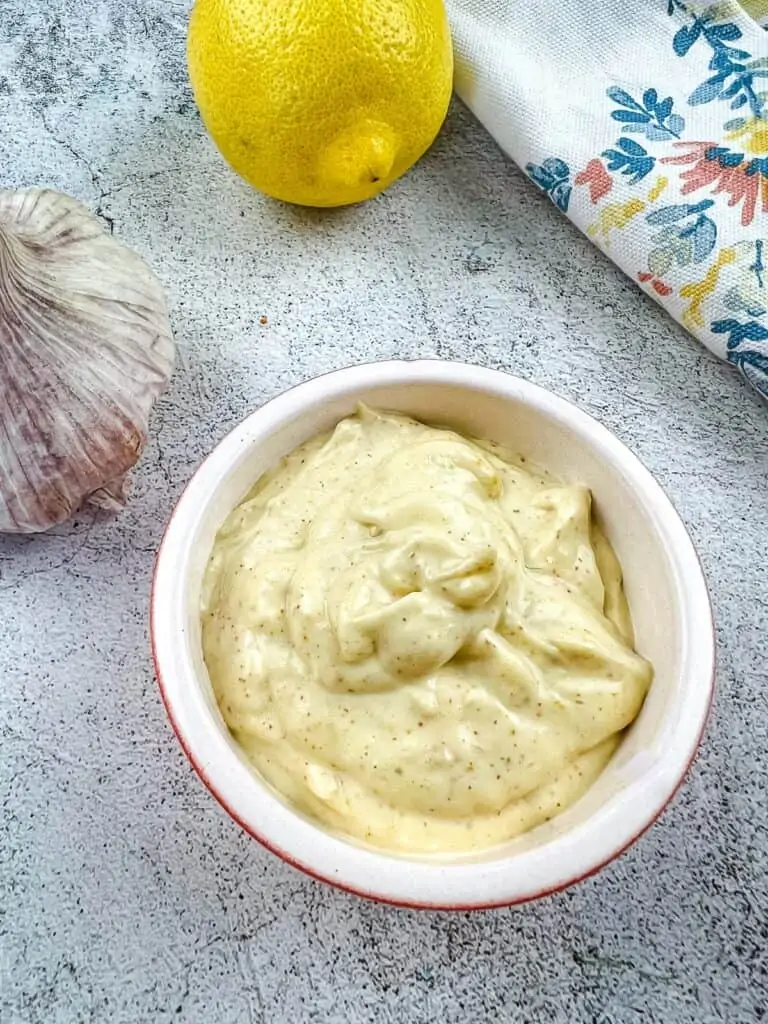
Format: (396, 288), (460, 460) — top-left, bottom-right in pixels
(187, 0), (453, 207)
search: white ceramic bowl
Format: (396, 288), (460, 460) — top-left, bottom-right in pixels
(151, 361), (715, 909)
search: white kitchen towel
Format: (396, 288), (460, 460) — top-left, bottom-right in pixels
(446, 0), (768, 398)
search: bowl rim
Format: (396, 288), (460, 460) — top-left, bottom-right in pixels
(150, 359), (716, 910)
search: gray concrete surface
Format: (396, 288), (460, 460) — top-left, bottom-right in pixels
(1, 2), (767, 1021)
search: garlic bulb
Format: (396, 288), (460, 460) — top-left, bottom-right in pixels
(0, 188), (175, 533)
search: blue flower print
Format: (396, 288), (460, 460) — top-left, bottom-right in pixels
(723, 240), (768, 317)
(668, 1), (768, 117)
(644, 200), (717, 275)
(602, 138), (655, 183)
(711, 317), (768, 395)
(608, 87), (686, 141)
(669, 2), (744, 58)
(525, 157), (572, 211)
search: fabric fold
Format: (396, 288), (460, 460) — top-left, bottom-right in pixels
(447, 0), (768, 398)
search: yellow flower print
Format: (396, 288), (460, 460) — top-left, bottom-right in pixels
(586, 176), (668, 244)
(725, 118), (768, 156)
(647, 176), (669, 202)
(680, 248), (737, 331)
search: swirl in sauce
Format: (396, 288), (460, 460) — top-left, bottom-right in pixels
(202, 408), (652, 853)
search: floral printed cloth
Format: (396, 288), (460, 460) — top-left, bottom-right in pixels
(446, 0), (768, 398)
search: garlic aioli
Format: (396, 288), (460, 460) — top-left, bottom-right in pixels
(201, 408), (652, 853)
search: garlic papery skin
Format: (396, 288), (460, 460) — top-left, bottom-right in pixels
(0, 188), (175, 533)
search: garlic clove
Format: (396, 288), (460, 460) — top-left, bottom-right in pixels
(0, 188), (175, 533)
(88, 477), (131, 512)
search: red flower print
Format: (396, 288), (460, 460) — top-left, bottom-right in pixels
(575, 159), (613, 203)
(662, 142), (768, 227)
(638, 271), (672, 296)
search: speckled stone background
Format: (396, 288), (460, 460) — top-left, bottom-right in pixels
(1, 2), (767, 1021)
